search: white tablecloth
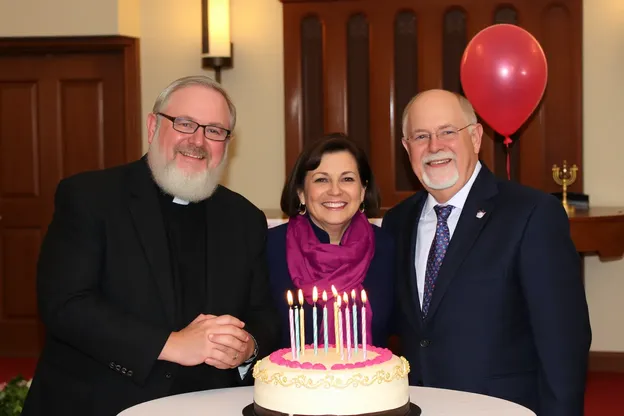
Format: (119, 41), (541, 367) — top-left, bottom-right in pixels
(118, 386), (535, 416)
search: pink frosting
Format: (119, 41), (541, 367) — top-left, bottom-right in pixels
(268, 344), (393, 370)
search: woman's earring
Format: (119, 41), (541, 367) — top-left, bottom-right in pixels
(359, 202), (365, 213)
(298, 203), (307, 215)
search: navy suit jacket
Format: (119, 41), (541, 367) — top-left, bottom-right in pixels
(267, 217), (396, 349)
(382, 164), (591, 416)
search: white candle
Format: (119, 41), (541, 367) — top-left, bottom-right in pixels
(331, 285), (339, 353)
(322, 290), (328, 355)
(313, 286), (318, 355)
(352, 289), (358, 354)
(344, 292), (351, 361)
(287, 291), (295, 359)
(337, 295), (344, 360)
(361, 289), (367, 359)
(298, 289), (305, 356)
(294, 305), (300, 359)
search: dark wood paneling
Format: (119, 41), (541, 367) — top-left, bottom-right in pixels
(442, 8), (467, 95)
(280, 0), (583, 208)
(394, 11), (420, 192)
(0, 36), (141, 356)
(0, 36), (142, 163)
(538, 4), (580, 193)
(60, 80), (106, 175)
(347, 13), (371, 155)
(492, 6), (521, 182)
(0, 83), (39, 198)
(301, 15), (325, 147)
(2, 229), (40, 318)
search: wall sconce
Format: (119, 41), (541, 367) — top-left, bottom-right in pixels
(201, 0), (233, 83)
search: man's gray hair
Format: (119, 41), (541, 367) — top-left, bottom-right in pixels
(152, 75), (237, 132)
(401, 91), (478, 137)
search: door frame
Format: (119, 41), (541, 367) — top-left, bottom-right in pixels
(0, 36), (143, 162)
(0, 36), (142, 355)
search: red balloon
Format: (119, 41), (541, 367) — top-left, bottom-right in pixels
(460, 24), (548, 137)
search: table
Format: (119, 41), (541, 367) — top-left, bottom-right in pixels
(118, 386), (536, 416)
(567, 207), (624, 259)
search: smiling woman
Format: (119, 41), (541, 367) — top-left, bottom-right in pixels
(297, 150), (366, 243)
(266, 133), (398, 354)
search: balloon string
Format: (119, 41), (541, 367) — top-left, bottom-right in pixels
(504, 136), (512, 181)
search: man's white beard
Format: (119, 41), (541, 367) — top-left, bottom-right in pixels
(147, 135), (228, 202)
(421, 151), (458, 190)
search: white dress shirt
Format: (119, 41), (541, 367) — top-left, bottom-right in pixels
(414, 161), (482, 308)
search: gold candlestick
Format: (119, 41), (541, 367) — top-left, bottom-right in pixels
(552, 160), (578, 215)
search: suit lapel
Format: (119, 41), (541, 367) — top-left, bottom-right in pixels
(424, 166), (498, 322)
(399, 193), (426, 331)
(127, 159), (175, 326)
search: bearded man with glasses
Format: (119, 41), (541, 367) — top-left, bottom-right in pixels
(22, 76), (279, 416)
(382, 89), (591, 416)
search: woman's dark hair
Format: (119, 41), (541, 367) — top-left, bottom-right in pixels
(280, 132), (381, 218)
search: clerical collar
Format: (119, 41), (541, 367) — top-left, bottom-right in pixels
(172, 197), (189, 205)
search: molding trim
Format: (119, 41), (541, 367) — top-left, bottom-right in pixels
(589, 352), (624, 373)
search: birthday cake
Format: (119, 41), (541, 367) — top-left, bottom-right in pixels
(251, 344), (411, 415)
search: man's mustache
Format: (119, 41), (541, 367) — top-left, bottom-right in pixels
(174, 144), (209, 159)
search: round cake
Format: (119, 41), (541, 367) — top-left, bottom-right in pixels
(252, 344), (411, 416)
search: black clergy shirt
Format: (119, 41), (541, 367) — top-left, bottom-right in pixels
(156, 187), (212, 394)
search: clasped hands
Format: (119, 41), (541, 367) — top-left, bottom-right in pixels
(160, 314), (255, 369)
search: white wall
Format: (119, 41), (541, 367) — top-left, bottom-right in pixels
(582, 0), (624, 351)
(139, 0), (284, 210)
(0, 0), (135, 37)
(1, 0), (623, 351)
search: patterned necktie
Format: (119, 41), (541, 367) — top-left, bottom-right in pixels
(422, 204), (454, 317)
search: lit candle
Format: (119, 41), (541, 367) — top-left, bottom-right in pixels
(352, 289), (358, 355)
(298, 289), (305, 356)
(337, 294), (344, 360)
(331, 285), (339, 353)
(294, 304), (300, 360)
(312, 286), (318, 355)
(287, 290), (296, 359)
(322, 290), (329, 354)
(344, 292), (351, 361)
(361, 289), (367, 359)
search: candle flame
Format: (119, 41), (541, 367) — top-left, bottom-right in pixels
(337, 294), (342, 307)
(351, 289), (356, 300)
(361, 289), (367, 304)
(331, 285), (338, 297)
(343, 292), (348, 305)
(298, 288), (304, 305)
(313, 286), (318, 302)
(322, 290), (328, 302)
(287, 290), (293, 306)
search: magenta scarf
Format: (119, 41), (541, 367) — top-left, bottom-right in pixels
(285, 211), (375, 345)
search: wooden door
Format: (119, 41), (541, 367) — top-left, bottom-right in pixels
(280, 0), (583, 210)
(0, 37), (142, 356)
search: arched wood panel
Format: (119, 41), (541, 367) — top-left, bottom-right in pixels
(281, 0), (582, 210)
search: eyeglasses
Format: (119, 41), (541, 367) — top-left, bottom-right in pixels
(404, 124), (474, 143)
(157, 113), (231, 142)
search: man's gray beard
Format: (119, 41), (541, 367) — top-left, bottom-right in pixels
(147, 138), (228, 202)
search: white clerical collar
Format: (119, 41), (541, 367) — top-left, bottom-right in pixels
(422, 161), (482, 217)
(172, 197), (190, 205)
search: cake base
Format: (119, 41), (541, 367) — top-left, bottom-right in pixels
(241, 402), (421, 416)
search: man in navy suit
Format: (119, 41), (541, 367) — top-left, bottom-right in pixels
(382, 89), (591, 416)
